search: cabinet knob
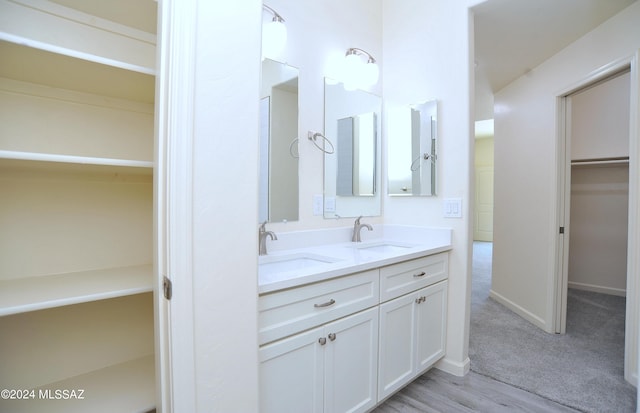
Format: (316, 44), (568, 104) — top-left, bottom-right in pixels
(328, 333), (336, 341)
(413, 271), (426, 278)
(318, 337), (327, 345)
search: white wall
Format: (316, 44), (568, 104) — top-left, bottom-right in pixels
(382, 0), (481, 375)
(492, 1), (640, 382)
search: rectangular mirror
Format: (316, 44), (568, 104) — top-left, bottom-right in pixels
(388, 100), (437, 196)
(259, 59), (299, 222)
(324, 79), (381, 218)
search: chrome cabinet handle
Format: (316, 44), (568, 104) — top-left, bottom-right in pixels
(328, 333), (336, 341)
(319, 337), (327, 345)
(314, 299), (336, 308)
(413, 271), (426, 278)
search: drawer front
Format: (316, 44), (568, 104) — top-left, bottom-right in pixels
(259, 269), (379, 345)
(380, 253), (448, 302)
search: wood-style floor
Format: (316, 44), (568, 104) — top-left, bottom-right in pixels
(372, 368), (580, 413)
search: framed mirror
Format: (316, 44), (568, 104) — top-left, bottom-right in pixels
(259, 58), (299, 222)
(388, 100), (437, 196)
(323, 79), (382, 218)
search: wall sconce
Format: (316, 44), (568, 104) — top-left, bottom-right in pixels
(343, 48), (379, 90)
(262, 4), (287, 58)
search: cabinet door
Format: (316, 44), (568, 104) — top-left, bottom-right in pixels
(324, 307), (378, 413)
(415, 281), (448, 372)
(259, 327), (324, 413)
(377, 292), (417, 401)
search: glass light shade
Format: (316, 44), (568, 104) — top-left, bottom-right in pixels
(362, 61), (379, 87)
(262, 20), (287, 58)
(342, 53), (363, 91)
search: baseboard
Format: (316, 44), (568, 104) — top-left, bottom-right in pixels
(489, 289), (549, 332)
(568, 281), (626, 297)
(435, 356), (470, 377)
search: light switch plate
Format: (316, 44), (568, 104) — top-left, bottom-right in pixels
(325, 196), (336, 213)
(443, 198), (462, 218)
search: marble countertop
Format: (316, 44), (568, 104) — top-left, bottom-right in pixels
(258, 225), (452, 294)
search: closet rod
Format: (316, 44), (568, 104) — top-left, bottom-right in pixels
(571, 156), (629, 166)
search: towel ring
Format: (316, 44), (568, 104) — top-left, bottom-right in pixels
(308, 131), (335, 154)
(410, 153), (436, 171)
(289, 138), (299, 158)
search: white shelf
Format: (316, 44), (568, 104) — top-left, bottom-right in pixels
(0, 355), (155, 413)
(0, 265), (153, 316)
(0, 151), (153, 174)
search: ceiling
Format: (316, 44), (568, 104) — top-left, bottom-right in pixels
(473, 0), (636, 120)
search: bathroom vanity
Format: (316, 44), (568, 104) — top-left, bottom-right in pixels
(257, 225), (451, 412)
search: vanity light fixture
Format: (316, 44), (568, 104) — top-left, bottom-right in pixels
(262, 4), (287, 58)
(343, 48), (379, 90)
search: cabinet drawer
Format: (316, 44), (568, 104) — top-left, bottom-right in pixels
(259, 270), (379, 345)
(380, 253), (448, 302)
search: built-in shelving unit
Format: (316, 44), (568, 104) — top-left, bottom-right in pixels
(0, 0), (157, 411)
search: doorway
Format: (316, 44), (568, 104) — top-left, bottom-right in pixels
(556, 61), (637, 385)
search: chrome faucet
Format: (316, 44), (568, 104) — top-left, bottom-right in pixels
(352, 216), (373, 242)
(259, 221), (277, 255)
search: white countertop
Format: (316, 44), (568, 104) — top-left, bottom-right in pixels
(258, 225), (452, 294)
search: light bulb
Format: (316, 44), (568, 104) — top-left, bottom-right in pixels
(262, 19), (287, 58)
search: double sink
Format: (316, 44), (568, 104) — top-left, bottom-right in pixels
(258, 241), (415, 288)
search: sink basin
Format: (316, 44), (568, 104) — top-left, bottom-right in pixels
(259, 253), (339, 276)
(357, 244), (411, 254)
(351, 241), (414, 257)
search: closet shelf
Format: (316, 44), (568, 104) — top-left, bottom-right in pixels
(0, 265), (153, 316)
(0, 355), (155, 413)
(0, 151), (154, 173)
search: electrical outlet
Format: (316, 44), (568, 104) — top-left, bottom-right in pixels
(313, 195), (323, 215)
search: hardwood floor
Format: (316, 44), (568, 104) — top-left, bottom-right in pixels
(373, 368), (580, 413)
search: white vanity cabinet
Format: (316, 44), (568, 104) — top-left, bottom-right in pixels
(259, 250), (450, 412)
(260, 307), (379, 413)
(0, 2), (157, 412)
(259, 269), (379, 413)
(377, 253), (448, 401)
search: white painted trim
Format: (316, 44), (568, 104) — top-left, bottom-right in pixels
(154, 0), (198, 411)
(490, 289), (549, 332)
(568, 282), (626, 297)
(435, 356), (470, 377)
(624, 50), (640, 387)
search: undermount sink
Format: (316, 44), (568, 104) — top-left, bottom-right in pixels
(352, 241), (414, 255)
(259, 253), (339, 275)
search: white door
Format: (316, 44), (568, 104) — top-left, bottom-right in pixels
(259, 327), (324, 413)
(415, 282), (447, 371)
(378, 292), (417, 400)
(324, 307), (379, 413)
(474, 165), (494, 241)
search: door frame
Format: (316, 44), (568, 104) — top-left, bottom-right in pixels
(554, 52), (639, 385)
